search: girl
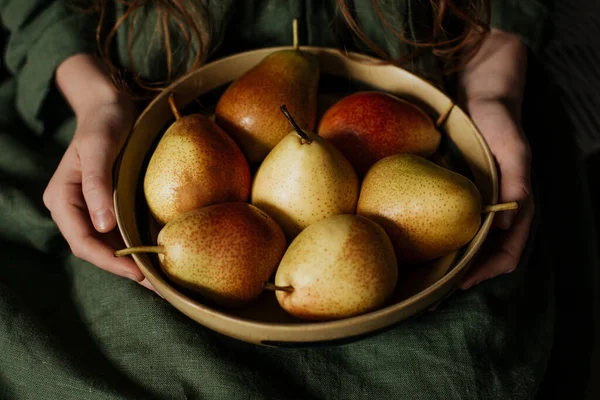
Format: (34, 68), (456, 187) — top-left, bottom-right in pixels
(35, 1), (544, 291)
(0, 1), (552, 398)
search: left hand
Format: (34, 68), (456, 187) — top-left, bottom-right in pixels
(459, 98), (534, 289)
(455, 28), (534, 289)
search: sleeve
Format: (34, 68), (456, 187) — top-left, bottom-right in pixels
(490, 0), (552, 54)
(0, 0), (97, 134)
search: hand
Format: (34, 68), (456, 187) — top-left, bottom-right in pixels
(459, 98), (534, 289)
(43, 54), (155, 291)
(454, 28), (535, 289)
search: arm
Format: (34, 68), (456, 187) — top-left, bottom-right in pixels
(456, 29), (535, 288)
(55, 54), (125, 117)
(1, 1), (154, 289)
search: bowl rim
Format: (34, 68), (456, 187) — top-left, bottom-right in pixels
(113, 45), (499, 333)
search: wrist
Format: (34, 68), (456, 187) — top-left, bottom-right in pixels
(457, 29), (527, 114)
(462, 96), (522, 122)
(56, 53), (129, 117)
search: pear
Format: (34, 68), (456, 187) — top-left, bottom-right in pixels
(317, 91), (442, 176)
(356, 154), (518, 264)
(214, 20), (319, 165)
(144, 94), (251, 225)
(267, 214), (398, 321)
(251, 105), (360, 240)
(115, 203), (287, 307)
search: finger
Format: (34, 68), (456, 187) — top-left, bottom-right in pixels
(138, 278), (162, 296)
(460, 196), (534, 289)
(466, 102), (531, 231)
(53, 205), (144, 282)
(494, 148), (532, 230)
(102, 228), (131, 251)
(49, 168), (144, 282)
(104, 226), (161, 294)
(77, 125), (124, 234)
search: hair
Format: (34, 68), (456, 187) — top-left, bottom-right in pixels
(335, 0), (491, 70)
(82, 0), (490, 99)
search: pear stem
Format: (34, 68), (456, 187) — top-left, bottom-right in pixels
(482, 201), (520, 213)
(280, 104), (311, 143)
(436, 103), (454, 128)
(264, 282), (294, 293)
(114, 246), (165, 257)
(168, 93), (182, 120)
(292, 18), (299, 50)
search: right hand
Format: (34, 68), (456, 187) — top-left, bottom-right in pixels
(43, 54), (155, 292)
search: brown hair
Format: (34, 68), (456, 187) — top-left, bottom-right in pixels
(84, 0), (490, 98)
(81, 0), (211, 99)
(335, 0), (490, 70)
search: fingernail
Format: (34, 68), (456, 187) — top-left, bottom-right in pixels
(95, 209), (114, 231)
(461, 279), (481, 290)
(125, 271), (143, 282)
(460, 281), (473, 290)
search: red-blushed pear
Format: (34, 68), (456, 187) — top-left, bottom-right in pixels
(115, 203), (287, 308)
(317, 91), (442, 176)
(215, 20), (319, 165)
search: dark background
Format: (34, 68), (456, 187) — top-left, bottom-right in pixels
(522, 0), (599, 399)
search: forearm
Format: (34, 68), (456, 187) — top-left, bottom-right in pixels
(457, 28), (528, 120)
(55, 53), (124, 117)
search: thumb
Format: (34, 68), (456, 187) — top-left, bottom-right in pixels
(78, 127), (123, 233)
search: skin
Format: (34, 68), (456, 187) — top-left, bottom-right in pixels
(42, 54), (156, 291)
(43, 28), (532, 291)
(456, 28), (534, 289)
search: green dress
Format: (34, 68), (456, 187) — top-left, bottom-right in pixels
(0, 1), (554, 399)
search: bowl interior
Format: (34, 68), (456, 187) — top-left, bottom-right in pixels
(114, 47), (498, 345)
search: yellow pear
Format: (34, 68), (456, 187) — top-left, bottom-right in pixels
(144, 94), (251, 225)
(269, 214), (398, 321)
(251, 105), (359, 239)
(356, 154), (517, 264)
(115, 203), (287, 307)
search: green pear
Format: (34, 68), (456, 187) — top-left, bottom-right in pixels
(144, 94), (251, 225)
(269, 214), (398, 321)
(356, 154), (517, 264)
(115, 203), (287, 307)
(251, 106), (359, 240)
(214, 21), (319, 165)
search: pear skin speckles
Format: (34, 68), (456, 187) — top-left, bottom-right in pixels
(356, 154), (482, 264)
(156, 202), (286, 307)
(214, 49), (320, 165)
(318, 91), (441, 176)
(274, 214), (397, 320)
(251, 130), (360, 240)
(144, 114), (251, 226)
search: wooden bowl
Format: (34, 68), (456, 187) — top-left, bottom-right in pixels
(113, 46), (498, 346)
